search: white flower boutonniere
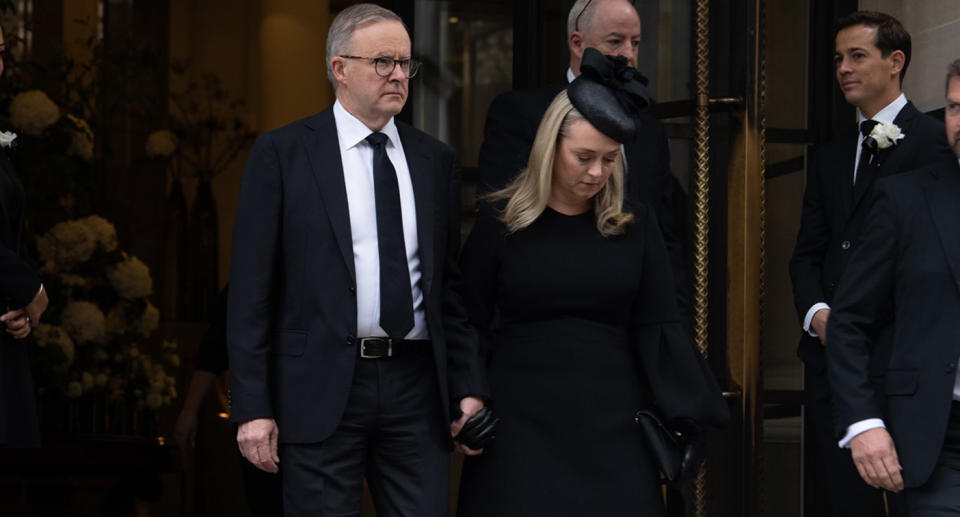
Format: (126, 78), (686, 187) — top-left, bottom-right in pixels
(868, 122), (905, 151)
(0, 131), (17, 148)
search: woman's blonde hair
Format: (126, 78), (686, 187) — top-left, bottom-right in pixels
(487, 90), (633, 236)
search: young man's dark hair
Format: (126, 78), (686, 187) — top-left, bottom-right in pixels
(947, 57), (960, 93)
(834, 11), (911, 84)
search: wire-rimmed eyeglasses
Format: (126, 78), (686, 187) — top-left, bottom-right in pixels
(340, 55), (422, 78)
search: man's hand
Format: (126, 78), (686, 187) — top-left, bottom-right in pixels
(811, 308), (830, 345)
(0, 310), (31, 339)
(237, 418), (280, 473)
(24, 284), (48, 325)
(1, 285), (49, 340)
(450, 396), (485, 456)
(850, 427), (903, 492)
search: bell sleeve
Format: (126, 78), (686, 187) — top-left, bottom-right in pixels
(457, 202), (504, 362)
(632, 205), (729, 428)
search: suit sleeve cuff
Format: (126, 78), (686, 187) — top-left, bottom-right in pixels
(803, 302), (831, 336)
(838, 418), (886, 448)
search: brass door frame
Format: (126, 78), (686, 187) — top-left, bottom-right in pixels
(692, 0), (766, 516)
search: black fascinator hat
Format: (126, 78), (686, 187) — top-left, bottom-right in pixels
(567, 47), (651, 143)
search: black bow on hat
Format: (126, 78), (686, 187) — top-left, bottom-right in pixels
(567, 47), (651, 143)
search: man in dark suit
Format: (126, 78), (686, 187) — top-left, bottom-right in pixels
(227, 4), (488, 516)
(789, 11), (956, 516)
(478, 0), (687, 313)
(825, 57), (960, 515)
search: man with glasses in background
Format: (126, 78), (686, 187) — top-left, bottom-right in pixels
(477, 0), (688, 317)
(227, 4), (489, 515)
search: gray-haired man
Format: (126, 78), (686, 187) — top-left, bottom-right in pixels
(227, 4), (489, 515)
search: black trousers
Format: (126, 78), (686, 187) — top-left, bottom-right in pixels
(804, 353), (887, 516)
(901, 402), (960, 516)
(279, 349), (449, 517)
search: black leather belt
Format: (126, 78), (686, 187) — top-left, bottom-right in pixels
(358, 337), (430, 359)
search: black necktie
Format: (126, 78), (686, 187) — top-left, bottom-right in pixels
(854, 119), (880, 201)
(365, 132), (414, 340)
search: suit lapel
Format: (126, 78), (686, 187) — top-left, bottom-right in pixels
(850, 102), (919, 212)
(875, 102), (919, 179)
(928, 161), (960, 294)
(398, 122), (435, 297)
(302, 110), (356, 282)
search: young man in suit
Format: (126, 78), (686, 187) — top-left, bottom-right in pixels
(789, 11), (955, 516)
(477, 0), (687, 315)
(826, 57), (960, 515)
(227, 4), (489, 515)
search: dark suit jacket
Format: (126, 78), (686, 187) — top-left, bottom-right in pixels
(826, 160), (960, 488)
(789, 101), (955, 365)
(0, 149), (42, 447)
(227, 108), (489, 444)
(478, 83), (689, 316)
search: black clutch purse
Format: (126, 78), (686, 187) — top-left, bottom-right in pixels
(635, 409), (704, 483)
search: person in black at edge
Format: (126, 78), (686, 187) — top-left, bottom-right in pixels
(174, 286), (283, 516)
(0, 22), (49, 449)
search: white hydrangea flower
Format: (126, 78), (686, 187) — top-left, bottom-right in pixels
(33, 323), (75, 369)
(66, 114), (94, 161)
(77, 215), (118, 252)
(107, 254), (153, 299)
(105, 305), (128, 337)
(59, 273), (88, 287)
(36, 220), (97, 266)
(66, 381), (83, 399)
(138, 301), (159, 336)
(869, 122), (905, 150)
(60, 300), (106, 344)
(145, 390), (163, 409)
(81, 371), (94, 390)
(10, 90), (61, 136)
(145, 130), (178, 158)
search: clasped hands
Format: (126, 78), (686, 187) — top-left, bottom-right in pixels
(237, 396), (495, 473)
(0, 284), (48, 340)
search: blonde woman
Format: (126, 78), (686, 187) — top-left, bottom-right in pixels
(456, 49), (727, 516)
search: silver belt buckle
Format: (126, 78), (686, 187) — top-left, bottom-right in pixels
(359, 337), (392, 359)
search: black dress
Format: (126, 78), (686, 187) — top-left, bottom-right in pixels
(456, 204), (726, 517)
(0, 150), (42, 447)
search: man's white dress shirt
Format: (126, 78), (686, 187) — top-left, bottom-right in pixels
(333, 100), (428, 340)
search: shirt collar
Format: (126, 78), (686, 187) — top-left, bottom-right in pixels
(333, 99), (401, 152)
(566, 68), (576, 84)
(857, 93), (907, 126)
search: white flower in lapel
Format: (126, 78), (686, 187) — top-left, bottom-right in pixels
(868, 122), (904, 151)
(0, 131), (17, 148)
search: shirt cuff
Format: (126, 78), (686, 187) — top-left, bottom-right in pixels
(838, 418), (886, 448)
(803, 302), (831, 337)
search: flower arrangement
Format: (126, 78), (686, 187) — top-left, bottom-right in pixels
(146, 70), (256, 181)
(2, 89), (98, 235)
(30, 214), (179, 431)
